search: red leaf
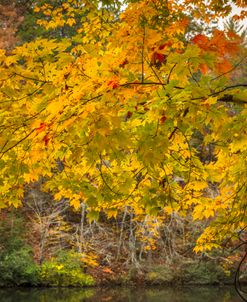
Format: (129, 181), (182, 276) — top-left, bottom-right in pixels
(119, 58), (128, 68)
(126, 111), (133, 119)
(160, 115), (166, 124)
(36, 122), (46, 133)
(156, 53), (166, 63)
(43, 134), (50, 146)
(158, 41), (172, 50)
(107, 79), (119, 89)
(151, 52), (167, 67)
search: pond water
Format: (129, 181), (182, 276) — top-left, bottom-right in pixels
(0, 286), (243, 302)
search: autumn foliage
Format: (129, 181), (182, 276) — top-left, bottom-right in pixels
(0, 0), (246, 260)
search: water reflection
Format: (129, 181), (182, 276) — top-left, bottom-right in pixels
(0, 286), (242, 302)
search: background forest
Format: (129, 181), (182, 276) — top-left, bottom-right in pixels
(0, 0), (246, 293)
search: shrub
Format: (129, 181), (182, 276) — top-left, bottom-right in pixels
(0, 211), (40, 286)
(0, 246), (40, 286)
(145, 265), (175, 284)
(181, 261), (227, 285)
(40, 250), (95, 287)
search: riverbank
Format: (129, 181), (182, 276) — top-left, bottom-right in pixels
(87, 260), (238, 287)
(0, 259), (240, 288)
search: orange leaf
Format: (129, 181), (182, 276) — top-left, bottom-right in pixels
(210, 30), (239, 56)
(192, 34), (209, 50)
(102, 267), (114, 274)
(216, 60), (232, 74)
(199, 63), (209, 75)
(179, 17), (189, 29)
(119, 58), (128, 68)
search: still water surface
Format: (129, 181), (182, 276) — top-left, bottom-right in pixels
(0, 286), (243, 302)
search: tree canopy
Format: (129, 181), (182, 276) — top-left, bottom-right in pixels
(0, 0), (246, 254)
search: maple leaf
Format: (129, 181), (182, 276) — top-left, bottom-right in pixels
(150, 51), (167, 68)
(0, 0), (246, 262)
(36, 122), (46, 133)
(107, 78), (119, 89)
(43, 134), (50, 146)
(102, 267), (114, 274)
(216, 59), (232, 74)
(192, 34), (209, 50)
(119, 58), (128, 68)
(160, 115), (166, 124)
